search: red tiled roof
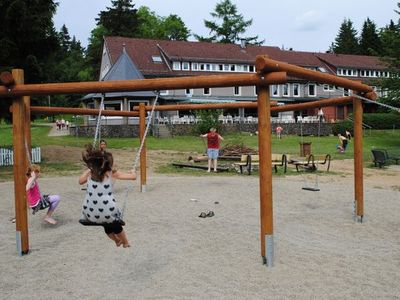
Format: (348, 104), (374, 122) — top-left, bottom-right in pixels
(104, 36), (388, 76)
(315, 53), (388, 69)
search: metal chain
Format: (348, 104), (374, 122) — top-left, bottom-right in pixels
(121, 92), (160, 219)
(93, 94), (105, 148)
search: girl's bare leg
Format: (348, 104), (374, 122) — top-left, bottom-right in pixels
(116, 230), (130, 248)
(106, 233), (122, 247)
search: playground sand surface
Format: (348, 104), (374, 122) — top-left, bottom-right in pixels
(1, 152), (400, 299)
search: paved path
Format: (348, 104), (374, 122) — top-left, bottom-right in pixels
(47, 123), (70, 137)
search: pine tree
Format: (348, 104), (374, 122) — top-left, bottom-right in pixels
(96, 0), (139, 37)
(359, 18), (382, 56)
(330, 19), (360, 54)
(194, 0), (263, 45)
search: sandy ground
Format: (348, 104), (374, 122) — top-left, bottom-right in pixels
(1, 148), (400, 299)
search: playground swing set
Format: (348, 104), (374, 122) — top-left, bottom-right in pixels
(0, 55), (376, 267)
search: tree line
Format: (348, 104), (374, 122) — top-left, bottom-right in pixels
(0, 0), (399, 120)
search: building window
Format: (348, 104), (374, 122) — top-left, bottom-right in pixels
(293, 83), (300, 97)
(223, 64), (229, 71)
(308, 84), (316, 97)
(160, 90), (169, 95)
(200, 63), (205, 71)
(230, 65), (236, 72)
(185, 89), (193, 96)
(283, 84), (290, 97)
(103, 100), (123, 119)
(88, 102), (96, 120)
(343, 88), (351, 96)
(249, 65), (255, 72)
(234, 86), (241, 96)
(323, 84), (335, 91)
(152, 56), (162, 63)
(254, 86), (258, 96)
(172, 61), (181, 70)
(271, 85), (279, 96)
(218, 64), (223, 71)
(192, 62), (199, 71)
(203, 87), (211, 95)
(182, 62), (190, 70)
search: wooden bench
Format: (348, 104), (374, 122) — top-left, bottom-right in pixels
(234, 154), (287, 174)
(291, 154), (331, 172)
(371, 149), (400, 168)
(233, 154), (259, 175)
(271, 154), (288, 173)
(234, 154), (252, 174)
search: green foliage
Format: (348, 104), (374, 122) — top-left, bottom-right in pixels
(330, 19), (360, 54)
(195, 110), (222, 134)
(96, 0), (139, 37)
(136, 7), (190, 40)
(331, 120), (353, 135)
(363, 112), (400, 129)
(85, 25), (108, 80)
(359, 18), (382, 55)
(194, 0), (263, 45)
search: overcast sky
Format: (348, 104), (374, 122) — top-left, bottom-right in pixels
(54, 0), (398, 52)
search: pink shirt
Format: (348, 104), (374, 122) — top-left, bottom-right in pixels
(27, 183), (41, 207)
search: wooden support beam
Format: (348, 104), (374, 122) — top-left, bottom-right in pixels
(136, 101), (273, 111)
(257, 86), (274, 266)
(270, 96), (353, 113)
(12, 69), (29, 255)
(0, 72), (287, 98)
(256, 56), (373, 94)
(139, 104), (146, 192)
(353, 97), (364, 222)
(30, 106), (139, 117)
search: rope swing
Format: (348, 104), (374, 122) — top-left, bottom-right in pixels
(80, 92), (160, 226)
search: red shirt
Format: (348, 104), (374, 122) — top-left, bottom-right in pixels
(207, 132), (220, 149)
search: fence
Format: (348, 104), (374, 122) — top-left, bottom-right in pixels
(0, 147), (41, 166)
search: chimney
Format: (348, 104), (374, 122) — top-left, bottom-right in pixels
(240, 39), (246, 49)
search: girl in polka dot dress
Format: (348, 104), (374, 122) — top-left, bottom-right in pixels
(79, 145), (136, 248)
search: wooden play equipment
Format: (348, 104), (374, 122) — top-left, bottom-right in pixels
(1, 56), (374, 267)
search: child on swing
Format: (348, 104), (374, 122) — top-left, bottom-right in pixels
(79, 144), (136, 248)
(26, 164), (61, 225)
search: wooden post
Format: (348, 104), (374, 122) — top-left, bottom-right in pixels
(257, 86), (274, 266)
(353, 98), (364, 222)
(12, 69), (29, 255)
(139, 103), (146, 192)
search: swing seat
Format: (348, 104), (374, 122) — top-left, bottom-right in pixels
(79, 218), (125, 226)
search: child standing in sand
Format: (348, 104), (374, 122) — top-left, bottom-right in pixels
(26, 164), (61, 225)
(79, 144), (136, 248)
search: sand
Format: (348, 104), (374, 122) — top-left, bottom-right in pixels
(1, 162), (400, 299)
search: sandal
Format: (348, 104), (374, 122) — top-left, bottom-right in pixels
(198, 212), (207, 218)
(206, 211), (215, 217)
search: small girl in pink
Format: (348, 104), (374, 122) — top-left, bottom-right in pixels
(26, 164), (61, 225)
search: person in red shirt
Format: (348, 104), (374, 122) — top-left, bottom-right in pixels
(200, 128), (224, 172)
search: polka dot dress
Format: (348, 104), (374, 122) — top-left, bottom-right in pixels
(82, 176), (121, 223)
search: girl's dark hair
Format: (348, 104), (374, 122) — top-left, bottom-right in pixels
(82, 144), (113, 182)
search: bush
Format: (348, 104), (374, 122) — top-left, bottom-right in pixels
(362, 112), (400, 129)
(331, 120), (353, 135)
(195, 109), (222, 134)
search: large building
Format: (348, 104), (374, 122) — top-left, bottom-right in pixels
(84, 36), (389, 124)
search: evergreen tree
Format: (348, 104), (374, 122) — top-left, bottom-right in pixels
(96, 0), (139, 37)
(194, 0), (263, 45)
(0, 0), (59, 121)
(379, 11), (400, 108)
(359, 18), (382, 56)
(330, 19), (360, 54)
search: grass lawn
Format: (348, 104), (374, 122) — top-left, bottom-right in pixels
(1, 123), (399, 166)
